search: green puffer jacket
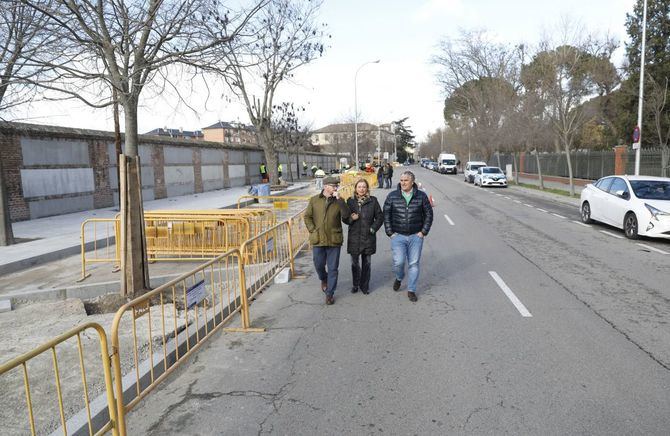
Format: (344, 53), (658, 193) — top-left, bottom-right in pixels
(304, 193), (351, 247)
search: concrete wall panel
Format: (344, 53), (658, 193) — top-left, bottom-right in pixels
(21, 168), (94, 197)
(228, 150), (245, 164)
(141, 166), (155, 188)
(29, 195), (94, 219)
(201, 149), (223, 164)
(164, 146), (193, 164)
(201, 165), (223, 182)
(164, 166), (193, 185)
(228, 164), (245, 179)
(21, 138), (89, 165)
(138, 145), (152, 164)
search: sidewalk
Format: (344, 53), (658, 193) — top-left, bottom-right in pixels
(516, 172), (590, 196)
(0, 182), (312, 277)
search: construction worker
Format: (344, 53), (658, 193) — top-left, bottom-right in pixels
(259, 162), (268, 182)
(277, 163), (283, 181)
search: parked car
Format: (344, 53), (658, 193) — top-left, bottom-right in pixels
(420, 158), (429, 168)
(427, 161), (438, 171)
(474, 166), (507, 187)
(580, 175), (670, 239)
(464, 161), (488, 183)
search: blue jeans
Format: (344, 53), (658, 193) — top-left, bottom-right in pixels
(312, 246), (341, 296)
(391, 234), (424, 293)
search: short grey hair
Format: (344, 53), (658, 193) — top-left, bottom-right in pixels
(400, 171), (415, 182)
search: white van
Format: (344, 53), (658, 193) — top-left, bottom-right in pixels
(438, 153), (458, 174)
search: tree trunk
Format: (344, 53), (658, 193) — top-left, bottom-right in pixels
(513, 152), (519, 185)
(0, 157), (14, 246)
(121, 101), (150, 297)
(534, 149), (544, 190)
(563, 137), (575, 197)
(259, 125), (279, 185)
(662, 146), (669, 178)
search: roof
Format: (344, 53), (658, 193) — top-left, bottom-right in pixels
(203, 121), (256, 132)
(144, 127), (203, 138)
(312, 122), (379, 134)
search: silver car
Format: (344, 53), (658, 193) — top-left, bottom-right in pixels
(464, 161), (487, 183)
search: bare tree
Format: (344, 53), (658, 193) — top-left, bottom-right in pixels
(216, 0), (328, 185)
(0, 1), (59, 246)
(647, 75), (670, 176)
(433, 29), (521, 161)
(522, 21), (618, 196)
(24, 0), (265, 296)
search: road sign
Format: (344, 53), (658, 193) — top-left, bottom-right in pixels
(633, 126), (640, 143)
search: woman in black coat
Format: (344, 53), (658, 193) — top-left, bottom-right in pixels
(344, 179), (384, 294)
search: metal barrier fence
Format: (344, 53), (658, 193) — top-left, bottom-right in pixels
(80, 218), (121, 281)
(81, 209), (279, 280)
(11, 209), (309, 435)
(495, 148), (666, 180)
(236, 195), (310, 222)
(110, 248), (246, 436)
(0, 322), (119, 436)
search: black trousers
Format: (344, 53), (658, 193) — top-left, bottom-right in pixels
(351, 254), (372, 292)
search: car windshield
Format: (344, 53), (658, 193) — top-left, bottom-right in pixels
(630, 180), (670, 200)
(442, 159), (456, 165)
(483, 167), (502, 174)
(471, 165), (486, 171)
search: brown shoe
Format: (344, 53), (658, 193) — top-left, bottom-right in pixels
(408, 292), (417, 302)
(326, 295), (335, 305)
(393, 279), (401, 291)
(321, 280), (327, 293)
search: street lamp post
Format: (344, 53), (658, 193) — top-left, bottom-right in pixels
(354, 59), (380, 169)
(634, 0), (648, 175)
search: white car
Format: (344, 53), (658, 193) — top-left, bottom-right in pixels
(474, 166), (507, 187)
(464, 161), (488, 183)
(580, 175), (670, 239)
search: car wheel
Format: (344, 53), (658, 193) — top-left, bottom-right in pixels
(624, 212), (639, 239)
(580, 202), (593, 224)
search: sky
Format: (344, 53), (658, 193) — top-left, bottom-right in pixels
(10, 0), (636, 142)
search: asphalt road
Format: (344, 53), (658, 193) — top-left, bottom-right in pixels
(125, 166), (670, 435)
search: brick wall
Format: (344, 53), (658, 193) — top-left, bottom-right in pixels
(0, 132), (30, 221)
(0, 121), (339, 222)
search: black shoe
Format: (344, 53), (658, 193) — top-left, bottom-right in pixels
(321, 281), (327, 293)
(361, 289), (369, 295)
(351, 287), (359, 294)
(408, 292), (417, 302)
(326, 295), (335, 305)
(393, 279), (401, 291)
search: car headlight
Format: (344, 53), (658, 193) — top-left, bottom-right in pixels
(645, 203), (669, 221)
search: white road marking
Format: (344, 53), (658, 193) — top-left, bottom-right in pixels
(636, 243), (669, 255)
(488, 271), (533, 318)
(536, 208), (548, 213)
(572, 220), (591, 228)
(504, 196), (511, 199)
(524, 203), (534, 208)
(600, 230), (624, 239)
(495, 193), (503, 197)
(514, 200), (522, 204)
(551, 213), (567, 219)
(444, 214), (455, 226)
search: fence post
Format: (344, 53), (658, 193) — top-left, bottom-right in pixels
(224, 248), (265, 333)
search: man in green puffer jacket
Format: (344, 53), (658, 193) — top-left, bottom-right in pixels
(304, 176), (353, 305)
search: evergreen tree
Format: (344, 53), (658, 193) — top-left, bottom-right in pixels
(393, 117), (415, 163)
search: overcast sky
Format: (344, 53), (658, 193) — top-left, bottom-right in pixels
(10, 0), (636, 141)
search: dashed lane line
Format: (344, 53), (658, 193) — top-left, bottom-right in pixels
(572, 220), (591, 228)
(636, 243), (669, 255)
(551, 213), (567, 219)
(600, 230), (624, 239)
(536, 208), (548, 213)
(444, 214), (455, 226)
(524, 203), (534, 208)
(488, 271), (533, 318)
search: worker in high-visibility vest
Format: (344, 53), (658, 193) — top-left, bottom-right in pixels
(259, 162), (268, 182)
(277, 163), (283, 180)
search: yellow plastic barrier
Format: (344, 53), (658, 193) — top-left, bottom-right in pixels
(0, 323), (119, 436)
(236, 195), (310, 223)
